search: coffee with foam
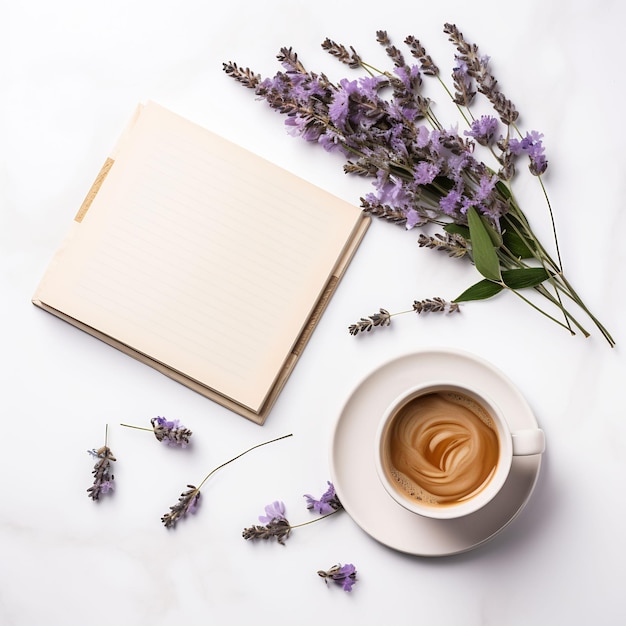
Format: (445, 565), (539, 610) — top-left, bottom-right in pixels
(383, 390), (500, 507)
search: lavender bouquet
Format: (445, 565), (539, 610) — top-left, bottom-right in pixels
(224, 24), (614, 346)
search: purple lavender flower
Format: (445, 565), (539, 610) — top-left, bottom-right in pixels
(304, 481), (342, 515)
(475, 173), (498, 202)
(258, 500), (288, 524)
(439, 188), (462, 216)
(465, 115), (499, 146)
(394, 64), (421, 91)
(328, 84), (351, 130)
(317, 563), (358, 592)
(372, 174), (412, 208)
(99, 480), (115, 495)
(508, 131), (548, 175)
(413, 161), (440, 186)
(358, 74), (386, 100)
(318, 127), (344, 152)
(416, 125), (431, 148)
(405, 208), (422, 229)
(446, 151), (471, 180)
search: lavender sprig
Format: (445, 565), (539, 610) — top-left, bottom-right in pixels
(121, 416), (193, 448)
(418, 232), (468, 258)
(162, 433), (293, 529)
(348, 299), (459, 335)
(87, 425), (115, 500)
(243, 482), (344, 545)
(225, 24), (614, 346)
(317, 563), (358, 592)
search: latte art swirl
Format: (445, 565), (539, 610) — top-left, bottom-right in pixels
(387, 391), (499, 506)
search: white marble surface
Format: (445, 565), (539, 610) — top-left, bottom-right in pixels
(3, 1), (625, 624)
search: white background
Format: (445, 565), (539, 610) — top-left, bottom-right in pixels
(2, 1), (625, 624)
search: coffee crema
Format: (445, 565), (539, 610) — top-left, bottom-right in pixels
(386, 390), (499, 507)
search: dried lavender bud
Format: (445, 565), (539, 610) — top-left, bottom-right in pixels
(161, 485), (200, 529)
(412, 297), (460, 314)
(376, 30), (405, 68)
(222, 61), (261, 89)
(498, 150), (516, 181)
(321, 38), (362, 69)
(451, 57), (476, 106)
(466, 115), (499, 147)
(360, 198), (408, 226)
(276, 46), (306, 73)
(242, 501), (292, 545)
(87, 446), (116, 501)
(150, 416), (192, 448)
(375, 30), (391, 46)
(443, 23), (518, 124)
(348, 308), (391, 335)
(242, 519), (292, 545)
(404, 35), (439, 76)
(418, 232), (468, 258)
(317, 563), (358, 592)
(344, 160), (378, 177)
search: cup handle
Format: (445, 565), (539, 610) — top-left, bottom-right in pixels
(511, 428), (545, 456)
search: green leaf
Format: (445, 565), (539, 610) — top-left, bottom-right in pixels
(481, 214), (503, 247)
(500, 214), (536, 259)
(502, 229), (534, 259)
(467, 206), (502, 281)
(443, 223), (470, 239)
(454, 279), (504, 302)
(454, 267), (550, 303)
(501, 267), (549, 289)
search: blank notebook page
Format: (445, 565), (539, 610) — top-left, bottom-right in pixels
(35, 102), (363, 412)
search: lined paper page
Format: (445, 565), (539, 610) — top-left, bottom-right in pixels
(35, 102), (363, 412)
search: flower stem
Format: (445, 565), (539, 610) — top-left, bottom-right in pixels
(289, 508), (342, 530)
(505, 285), (580, 335)
(196, 433), (293, 491)
(551, 272), (615, 347)
(120, 423), (153, 432)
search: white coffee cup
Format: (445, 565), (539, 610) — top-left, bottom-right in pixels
(374, 381), (545, 520)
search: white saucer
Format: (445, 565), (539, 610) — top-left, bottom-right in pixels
(329, 348), (543, 557)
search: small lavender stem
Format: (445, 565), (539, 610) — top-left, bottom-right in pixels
(289, 508), (342, 530)
(120, 423), (153, 432)
(196, 433), (293, 491)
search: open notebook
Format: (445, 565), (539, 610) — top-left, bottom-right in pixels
(33, 102), (369, 424)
